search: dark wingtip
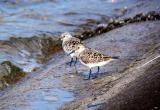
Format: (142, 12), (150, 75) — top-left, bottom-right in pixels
(112, 56), (119, 59)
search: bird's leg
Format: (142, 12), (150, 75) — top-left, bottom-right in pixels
(67, 50), (75, 56)
(66, 58), (73, 66)
(91, 66), (100, 78)
(69, 58), (73, 66)
(97, 66), (100, 74)
(95, 66), (100, 78)
(74, 57), (78, 65)
(88, 69), (92, 80)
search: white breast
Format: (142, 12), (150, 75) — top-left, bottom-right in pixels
(62, 46), (75, 57)
(80, 59), (114, 68)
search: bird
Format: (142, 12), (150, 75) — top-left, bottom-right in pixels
(60, 32), (82, 66)
(74, 44), (119, 79)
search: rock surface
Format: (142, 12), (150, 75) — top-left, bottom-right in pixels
(0, 61), (26, 89)
(60, 21), (160, 110)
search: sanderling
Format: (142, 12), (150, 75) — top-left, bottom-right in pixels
(60, 32), (82, 66)
(75, 44), (119, 79)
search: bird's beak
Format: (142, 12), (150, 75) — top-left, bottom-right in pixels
(67, 50), (75, 56)
(80, 41), (84, 44)
(59, 36), (63, 41)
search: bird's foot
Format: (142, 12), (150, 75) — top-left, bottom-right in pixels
(83, 74), (97, 80)
(65, 61), (73, 66)
(66, 60), (80, 66)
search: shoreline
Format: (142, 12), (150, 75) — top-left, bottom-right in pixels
(0, 0), (160, 109)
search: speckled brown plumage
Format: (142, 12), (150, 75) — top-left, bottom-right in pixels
(78, 48), (113, 64)
(62, 37), (81, 54)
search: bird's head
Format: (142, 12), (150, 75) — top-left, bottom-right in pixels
(74, 44), (86, 56)
(60, 32), (72, 41)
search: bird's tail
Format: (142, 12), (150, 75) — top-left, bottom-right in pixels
(111, 56), (119, 59)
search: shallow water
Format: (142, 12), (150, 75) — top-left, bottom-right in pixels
(3, 89), (73, 110)
(0, 52), (74, 110)
(28, 89), (73, 110)
(14, 89), (73, 110)
(0, 0), (137, 40)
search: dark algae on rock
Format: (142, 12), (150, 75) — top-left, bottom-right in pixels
(0, 61), (26, 89)
(38, 34), (62, 63)
(75, 11), (160, 40)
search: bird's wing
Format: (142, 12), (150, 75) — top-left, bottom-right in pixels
(80, 48), (112, 64)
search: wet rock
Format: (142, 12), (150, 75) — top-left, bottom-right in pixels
(38, 34), (62, 62)
(60, 21), (160, 110)
(0, 33), (62, 72)
(0, 61), (26, 89)
(97, 58), (160, 110)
